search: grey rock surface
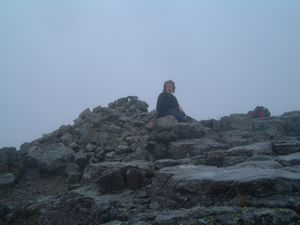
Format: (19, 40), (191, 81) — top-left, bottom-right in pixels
(25, 143), (75, 174)
(1, 97), (300, 225)
(0, 173), (16, 189)
(0, 147), (17, 172)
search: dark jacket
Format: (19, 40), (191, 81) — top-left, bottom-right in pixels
(156, 92), (179, 118)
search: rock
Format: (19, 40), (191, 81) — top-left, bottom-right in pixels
(277, 152), (300, 166)
(0, 173), (16, 188)
(82, 161), (152, 184)
(76, 123), (95, 143)
(168, 138), (227, 159)
(151, 123), (208, 151)
(105, 151), (117, 159)
(69, 142), (79, 151)
(92, 105), (102, 113)
(89, 157), (99, 164)
(108, 125), (122, 133)
(79, 108), (91, 119)
(65, 163), (81, 183)
(102, 220), (129, 225)
(152, 206), (300, 225)
(0, 147), (17, 172)
(95, 164), (153, 193)
(116, 145), (132, 154)
(18, 142), (32, 157)
(25, 143), (75, 174)
(172, 122), (208, 139)
(152, 159), (182, 170)
(219, 130), (254, 147)
(0, 203), (12, 223)
(96, 169), (126, 193)
(228, 141), (272, 155)
(156, 116), (177, 130)
(43, 190), (111, 225)
(74, 151), (89, 169)
(281, 111), (300, 135)
(204, 151), (225, 167)
(272, 139), (300, 155)
(145, 119), (156, 130)
(85, 144), (97, 152)
(60, 133), (73, 146)
(214, 114), (253, 132)
(218, 142), (272, 166)
(3, 96), (300, 225)
(95, 149), (105, 161)
(151, 163), (300, 208)
(146, 142), (168, 160)
(93, 132), (110, 146)
(253, 118), (284, 138)
(108, 96), (149, 112)
(82, 161), (153, 193)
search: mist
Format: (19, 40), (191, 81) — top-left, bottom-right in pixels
(1, 0), (299, 148)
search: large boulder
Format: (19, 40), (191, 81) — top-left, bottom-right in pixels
(218, 130), (254, 147)
(42, 190), (112, 225)
(152, 120), (208, 146)
(82, 161), (153, 193)
(0, 173), (16, 189)
(25, 143), (75, 174)
(156, 116), (177, 130)
(0, 147), (17, 172)
(213, 114), (253, 132)
(281, 111), (300, 135)
(253, 118), (284, 138)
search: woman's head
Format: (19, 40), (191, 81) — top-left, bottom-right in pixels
(163, 80), (175, 94)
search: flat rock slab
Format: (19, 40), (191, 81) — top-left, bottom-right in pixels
(151, 162), (300, 208)
(210, 142), (272, 166)
(227, 141), (272, 156)
(168, 138), (227, 159)
(272, 139), (300, 155)
(278, 152), (300, 166)
(152, 206), (300, 225)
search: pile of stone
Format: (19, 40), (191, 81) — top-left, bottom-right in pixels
(1, 96), (300, 225)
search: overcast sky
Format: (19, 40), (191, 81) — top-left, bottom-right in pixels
(1, 0), (299, 149)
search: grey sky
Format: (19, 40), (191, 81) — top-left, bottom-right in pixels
(1, 0), (299, 149)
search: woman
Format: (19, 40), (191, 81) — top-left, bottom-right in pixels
(156, 80), (188, 122)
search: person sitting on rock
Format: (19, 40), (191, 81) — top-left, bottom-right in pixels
(156, 80), (188, 122)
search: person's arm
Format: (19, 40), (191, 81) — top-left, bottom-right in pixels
(178, 106), (184, 113)
(173, 95), (183, 112)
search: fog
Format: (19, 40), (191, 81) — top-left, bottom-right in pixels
(1, 0), (299, 148)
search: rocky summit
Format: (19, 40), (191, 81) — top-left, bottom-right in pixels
(1, 96), (300, 225)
